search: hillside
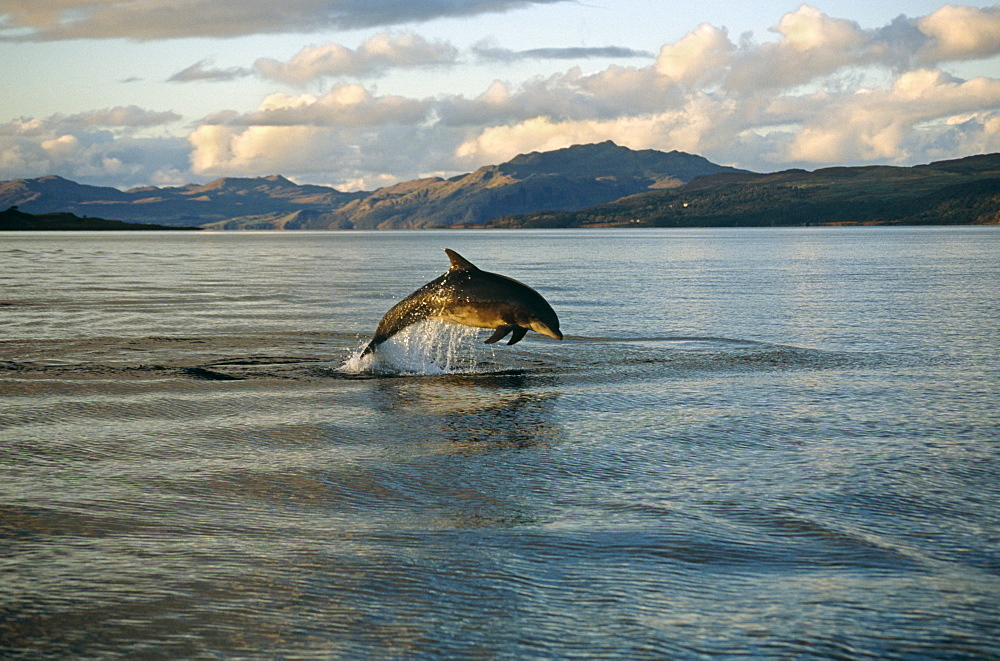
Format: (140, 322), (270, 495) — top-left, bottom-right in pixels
(1, 143), (744, 229)
(487, 153), (1000, 228)
(208, 142), (747, 229)
(0, 206), (199, 231)
(0, 175), (359, 227)
(4, 146), (998, 229)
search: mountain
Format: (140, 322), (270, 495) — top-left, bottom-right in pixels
(0, 174), (360, 227)
(0, 143), (745, 229)
(4, 145), (997, 229)
(290, 142), (747, 229)
(487, 153), (1000, 228)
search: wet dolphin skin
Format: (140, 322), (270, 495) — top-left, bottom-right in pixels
(361, 249), (562, 357)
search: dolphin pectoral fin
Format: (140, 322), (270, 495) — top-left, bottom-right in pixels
(506, 326), (528, 345)
(484, 325), (515, 344)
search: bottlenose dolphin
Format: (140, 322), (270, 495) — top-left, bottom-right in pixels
(361, 249), (562, 357)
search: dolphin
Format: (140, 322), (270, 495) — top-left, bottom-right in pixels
(361, 249), (562, 357)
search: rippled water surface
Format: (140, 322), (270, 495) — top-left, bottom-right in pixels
(2, 228), (999, 658)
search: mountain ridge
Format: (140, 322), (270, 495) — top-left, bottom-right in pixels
(483, 153), (1000, 228)
(2, 143), (998, 228)
(0, 142), (746, 229)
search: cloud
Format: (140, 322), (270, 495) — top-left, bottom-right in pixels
(255, 33), (458, 84)
(917, 5), (1000, 63)
(453, 94), (740, 166)
(723, 6), (873, 92)
(180, 33), (645, 88)
(187, 85), (453, 188)
(169, 59), (252, 83)
(786, 70), (1000, 163)
(722, 5), (1000, 92)
(188, 124), (325, 176)
(1, 0), (569, 41)
(6, 4), (1000, 191)
(438, 64), (674, 128)
(453, 5), (1000, 171)
(655, 23), (734, 86)
(188, 119), (465, 190)
(473, 41), (654, 62)
(0, 108), (188, 187)
(4, 106), (182, 134)
(213, 85), (435, 127)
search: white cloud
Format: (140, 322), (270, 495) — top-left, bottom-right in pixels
(655, 23), (734, 86)
(454, 5), (1000, 172)
(169, 4), (1000, 186)
(5, 4), (1000, 190)
(1, 0), (569, 41)
(40, 134), (81, 157)
(917, 5), (1000, 63)
(255, 33), (458, 84)
(0, 107), (188, 187)
(453, 93), (740, 166)
(217, 85), (434, 127)
(187, 86), (458, 187)
(439, 64), (674, 129)
(787, 70), (1000, 163)
(176, 34), (655, 89)
(61, 106), (183, 128)
(775, 5), (865, 52)
(188, 119), (467, 189)
(724, 5), (873, 92)
(188, 124), (327, 176)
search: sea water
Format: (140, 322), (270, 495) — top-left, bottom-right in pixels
(1, 227), (998, 658)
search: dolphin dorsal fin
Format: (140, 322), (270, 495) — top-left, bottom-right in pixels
(444, 249), (479, 272)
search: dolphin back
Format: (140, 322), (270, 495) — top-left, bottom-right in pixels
(360, 276), (446, 356)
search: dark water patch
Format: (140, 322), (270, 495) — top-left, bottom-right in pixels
(305, 365), (536, 381)
(707, 504), (923, 570)
(5, 332), (887, 383)
(206, 355), (316, 366)
(179, 366), (243, 381)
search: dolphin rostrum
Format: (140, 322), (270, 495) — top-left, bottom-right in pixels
(361, 249), (562, 357)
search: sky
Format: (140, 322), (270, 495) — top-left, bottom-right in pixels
(2, 1), (1000, 191)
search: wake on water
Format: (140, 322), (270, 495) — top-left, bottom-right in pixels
(338, 320), (873, 378)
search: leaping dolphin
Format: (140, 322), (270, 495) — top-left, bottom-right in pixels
(361, 249), (562, 357)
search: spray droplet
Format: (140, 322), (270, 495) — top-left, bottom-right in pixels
(341, 321), (494, 375)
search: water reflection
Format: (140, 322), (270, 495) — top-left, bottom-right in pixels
(372, 371), (562, 452)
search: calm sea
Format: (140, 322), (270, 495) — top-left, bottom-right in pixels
(2, 228), (998, 658)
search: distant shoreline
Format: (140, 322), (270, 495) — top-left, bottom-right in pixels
(0, 207), (200, 231)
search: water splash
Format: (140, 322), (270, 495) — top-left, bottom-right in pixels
(341, 321), (493, 375)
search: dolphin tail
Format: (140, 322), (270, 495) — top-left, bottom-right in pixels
(360, 331), (392, 357)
